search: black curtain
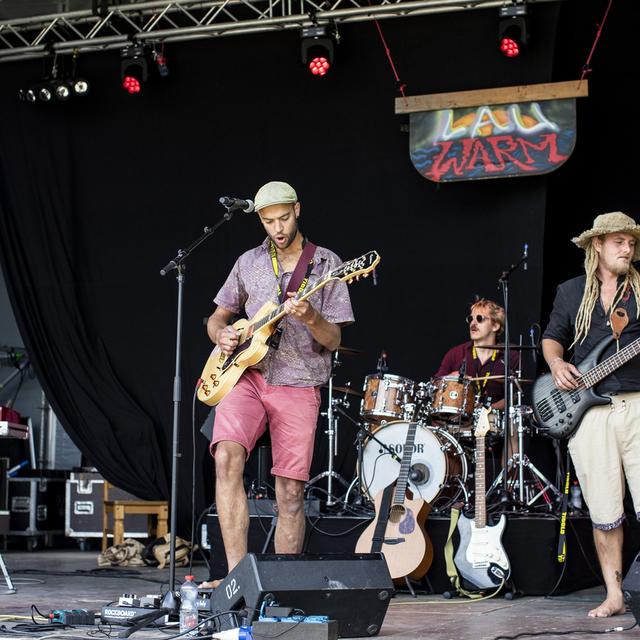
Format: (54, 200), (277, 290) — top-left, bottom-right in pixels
(0, 4), (564, 531)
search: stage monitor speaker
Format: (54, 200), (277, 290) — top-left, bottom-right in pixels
(624, 550), (640, 623)
(206, 552), (393, 638)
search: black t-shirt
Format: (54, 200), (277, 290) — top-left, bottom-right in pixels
(542, 274), (640, 393)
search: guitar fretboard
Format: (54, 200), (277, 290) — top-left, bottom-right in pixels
(475, 435), (486, 529)
(252, 271), (332, 332)
(580, 336), (640, 388)
(393, 423), (418, 505)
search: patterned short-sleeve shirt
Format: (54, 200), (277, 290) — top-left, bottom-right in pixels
(214, 237), (355, 387)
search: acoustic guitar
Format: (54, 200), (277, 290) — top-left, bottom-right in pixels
(454, 407), (510, 589)
(197, 250), (380, 407)
(355, 421), (433, 581)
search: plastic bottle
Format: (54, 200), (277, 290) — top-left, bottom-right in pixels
(570, 480), (583, 510)
(179, 575), (199, 635)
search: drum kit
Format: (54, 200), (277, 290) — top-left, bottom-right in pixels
(306, 346), (561, 513)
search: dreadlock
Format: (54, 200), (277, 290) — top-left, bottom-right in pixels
(571, 239), (640, 347)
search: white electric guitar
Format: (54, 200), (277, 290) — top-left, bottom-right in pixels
(454, 407), (511, 589)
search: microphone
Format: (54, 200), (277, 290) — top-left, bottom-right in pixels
(377, 350), (388, 374)
(409, 463), (428, 485)
(458, 359), (467, 383)
(523, 242), (528, 271)
(530, 325), (538, 364)
(219, 197), (255, 213)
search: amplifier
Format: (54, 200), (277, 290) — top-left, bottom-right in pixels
(206, 553), (392, 638)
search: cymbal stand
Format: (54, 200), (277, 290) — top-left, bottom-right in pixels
(306, 351), (350, 506)
(487, 377), (562, 509)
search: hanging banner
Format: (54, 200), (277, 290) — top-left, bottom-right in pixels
(395, 81), (588, 183)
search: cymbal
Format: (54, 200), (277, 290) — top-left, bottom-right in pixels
(468, 375), (533, 383)
(335, 346), (362, 356)
(322, 384), (364, 397)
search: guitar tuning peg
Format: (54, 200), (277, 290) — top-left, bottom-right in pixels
(347, 278), (353, 284)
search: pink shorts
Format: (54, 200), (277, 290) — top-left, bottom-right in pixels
(210, 369), (321, 481)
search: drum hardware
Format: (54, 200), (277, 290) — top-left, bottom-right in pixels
(306, 350), (352, 507)
(358, 420), (469, 514)
(485, 378), (562, 509)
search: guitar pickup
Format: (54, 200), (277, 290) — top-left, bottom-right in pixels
(551, 389), (566, 413)
(569, 390), (581, 403)
(536, 398), (553, 422)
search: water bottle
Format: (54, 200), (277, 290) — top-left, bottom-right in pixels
(179, 575), (199, 635)
(570, 480), (583, 510)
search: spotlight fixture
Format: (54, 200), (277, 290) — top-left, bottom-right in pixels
(54, 81), (72, 101)
(121, 44), (148, 94)
(72, 78), (90, 97)
(38, 85), (52, 102)
(498, 3), (528, 58)
(301, 25), (336, 77)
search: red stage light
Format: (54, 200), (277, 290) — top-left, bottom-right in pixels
(500, 37), (520, 57)
(122, 76), (141, 94)
(309, 56), (331, 76)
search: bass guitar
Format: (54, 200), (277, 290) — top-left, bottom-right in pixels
(355, 421), (433, 581)
(197, 250), (380, 407)
(454, 407), (510, 589)
(532, 335), (640, 439)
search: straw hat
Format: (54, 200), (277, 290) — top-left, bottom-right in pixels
(254, 181), (298, 211)
(572, 211), (640, 260)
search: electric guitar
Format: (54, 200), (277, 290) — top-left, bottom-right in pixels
(532, 335), (640, 439)
(454, 408), (510, 589)
(197, 250), (380, 407)
(355, 421), (433, 581)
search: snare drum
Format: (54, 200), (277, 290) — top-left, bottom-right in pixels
(430, 376), (475, 421)
(359, 420), (468, 511)
(361, 374), (415, 424)
(452, 407), (504, 439)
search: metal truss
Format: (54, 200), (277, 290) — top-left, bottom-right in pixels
(0, 0), (560, 63)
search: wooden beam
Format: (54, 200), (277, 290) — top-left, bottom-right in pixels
(394, 80), (589, 114)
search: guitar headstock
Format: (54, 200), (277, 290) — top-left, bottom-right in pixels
(331, 251), (380, 284)
(475, 407), (491, 439)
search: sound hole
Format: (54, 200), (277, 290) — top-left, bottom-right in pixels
(389, 505), (405, 523)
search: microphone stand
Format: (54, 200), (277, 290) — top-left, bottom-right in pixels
(159, 205), (239, 611)
(497, 245), (528, 505)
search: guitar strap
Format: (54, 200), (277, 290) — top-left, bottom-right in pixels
(443, 508), (484, 599)
(268, 240), (317, 350)
(557, 447), (572, 564)
(370, 483), (395, 553)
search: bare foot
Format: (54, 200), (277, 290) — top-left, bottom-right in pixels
(198, 578), (223, 589)
(588, 595), (626, 618)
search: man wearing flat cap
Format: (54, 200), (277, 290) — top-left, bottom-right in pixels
(542, 212), (640, 617)
(202, 181), (354, 586)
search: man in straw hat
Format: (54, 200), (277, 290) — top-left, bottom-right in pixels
(542, 211), (640, 617)
(201, 181), (354, 587)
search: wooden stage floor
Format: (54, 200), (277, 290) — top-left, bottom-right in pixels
(0, 550), (637, 640)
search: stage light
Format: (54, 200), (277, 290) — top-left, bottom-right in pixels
(38, 85), (52, 102)
(121, 44), (148, 94)
(498, 4), (528, 58)
(54, 81), (72, 101)
(301, 26), (335, 77)
(72, 79), (90, 96)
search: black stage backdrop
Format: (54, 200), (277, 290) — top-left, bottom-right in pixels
(1, 1), (628, 533)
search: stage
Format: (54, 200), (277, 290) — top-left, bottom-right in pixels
(0, 549), (637, 640)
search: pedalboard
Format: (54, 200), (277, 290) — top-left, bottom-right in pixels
(49, 609), (95, 625)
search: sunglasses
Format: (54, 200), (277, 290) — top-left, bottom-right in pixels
(466, 314), (490, 324)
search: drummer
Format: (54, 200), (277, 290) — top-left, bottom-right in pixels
(434, 298), (519, 409)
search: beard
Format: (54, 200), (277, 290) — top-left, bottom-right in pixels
(271, 222), (299, 249)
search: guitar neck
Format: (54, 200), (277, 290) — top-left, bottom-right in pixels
(253, 272), (332, 331)
(474, 436), (486, 528)
(581, 336), (640, 388)
(393, 423), (418, 505)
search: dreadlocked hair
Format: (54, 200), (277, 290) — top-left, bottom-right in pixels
(571, 240), (640, 348)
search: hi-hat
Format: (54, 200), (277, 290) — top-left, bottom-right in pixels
(322, 384), (364, 397)
(335, 346), (362, 356)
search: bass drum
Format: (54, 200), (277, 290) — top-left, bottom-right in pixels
(359, 420), (468, 512)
